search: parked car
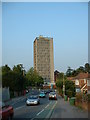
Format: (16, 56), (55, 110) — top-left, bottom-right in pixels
(0, 102), (14, 120)
(26, 96), (40, 106)
(39, 92), (45, 98)
(49, 92), (57, 100)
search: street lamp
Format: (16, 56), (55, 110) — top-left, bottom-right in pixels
(22, 67), (25, 76)
(63, 73), (65, 97)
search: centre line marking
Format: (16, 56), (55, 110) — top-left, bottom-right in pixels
(45, 101), (52, 109)
(45, 104), (49, 109)
(37, 109), (44, 116)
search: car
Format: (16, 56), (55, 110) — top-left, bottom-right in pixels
(41, 90), (47, 94)
(0, 101), (14, 120)
(49, 92), (57, 100)
(39, 92), (45, 98)
(26, 96), (40, 106)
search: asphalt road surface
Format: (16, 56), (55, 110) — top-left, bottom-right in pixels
(7, 89), (88, 119)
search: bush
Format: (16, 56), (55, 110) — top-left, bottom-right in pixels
(10, 91), (14, 98)
(66, 90), (73, 98)
(76, 93), (83, 102)
(87, 94), (90, 102)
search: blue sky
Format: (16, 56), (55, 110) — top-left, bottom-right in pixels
(2, 2), (88, 72)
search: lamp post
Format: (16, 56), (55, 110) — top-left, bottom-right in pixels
(63, 73), (65, 97)
(22, 67), (25, 76)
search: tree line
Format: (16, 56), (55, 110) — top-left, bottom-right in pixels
(66, 63), (90, 77)
(0, 64), (44, 97)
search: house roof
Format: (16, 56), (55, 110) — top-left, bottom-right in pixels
(67, 73), (90, 80)
(67, 77), (75, 80)
(74, 73), (90, 79)
(54, 70), (60, 74)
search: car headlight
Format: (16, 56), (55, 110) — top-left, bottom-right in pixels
(26, 100), (29, 103)
(34, 101), (37, 103)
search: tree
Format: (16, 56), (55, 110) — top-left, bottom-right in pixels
(2, 65), (12, 88)
(26, 67), (44, 87)
(66, 67), (73, 77)
(85, 63), (90, 73)
(57, 72), (63, 80)
(76, 66), (85, 73)
(2, 64), (27, 95)
(2, 64), (11, 73)
(56, 79), (63, 95)
(0, 67), (2, 87)
(65, 80), (76, 97)
(56, 77), (76, 97)
(71, 70), (78, 77)
(12, 64), (27, 92)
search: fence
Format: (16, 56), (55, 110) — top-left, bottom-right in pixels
(2, 87), (10, 102)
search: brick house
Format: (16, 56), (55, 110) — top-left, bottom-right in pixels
(54, 70), (60, 82)
(67, 73), (90, 94)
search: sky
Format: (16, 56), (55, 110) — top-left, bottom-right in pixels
(2, 2), (88, 73)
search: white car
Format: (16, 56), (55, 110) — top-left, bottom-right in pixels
(49, 92), (57, 100)
(26, 96), (40, 105)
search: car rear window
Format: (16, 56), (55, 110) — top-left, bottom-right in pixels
(29, 96), (38, 99)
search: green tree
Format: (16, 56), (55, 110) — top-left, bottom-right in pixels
(2, 65), (12, 88)
(56, 79), (63, 95)
(72, 70), (78, 77)
(2, 64), (11, 73)
(57, 72), (63, 80)
(85, 63), (90, 73)
(0, 67), (2, 86)
(2, 64), (27, 95)
(65, 80), (76, 97)
(66, 67), (73, 77)
(26, 67), (44, 87)
(12, 64), (27, 92)
(56, 77), (76, 97)
(76, 66), (85, 74)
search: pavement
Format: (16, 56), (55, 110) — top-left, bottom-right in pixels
(5, 93), (29, 106)
(51, 95), (88, 118)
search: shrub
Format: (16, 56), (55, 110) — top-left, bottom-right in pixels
(87, 94), (90, 102)
(76, 93), (83, 102)
(66, 90), (73, 98)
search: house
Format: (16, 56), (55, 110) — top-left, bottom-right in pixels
(67, 73), (90, 94)
(54, 70), (60, 82)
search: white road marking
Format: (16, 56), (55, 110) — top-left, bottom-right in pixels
(36, 101), (52, 116)
(45, 101), (52, 109)
(52, 101), (57, 110)
(50, 101), (52, 104)
(14, 105), (25, 110)
(45, 104), (49, 109)
(45, 101), (57, 118)
(31, 118), (34, 120)
(36, 109), (44, 116)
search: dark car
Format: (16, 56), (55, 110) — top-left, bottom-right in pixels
(0, 102), (14, 120)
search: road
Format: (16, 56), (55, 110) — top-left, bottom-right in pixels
(7, 89), (88, 119)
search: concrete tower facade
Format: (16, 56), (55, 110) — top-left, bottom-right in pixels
(34, 36), (54, 84)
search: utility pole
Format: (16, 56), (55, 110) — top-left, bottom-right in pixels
(63, 73), (65, 97)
